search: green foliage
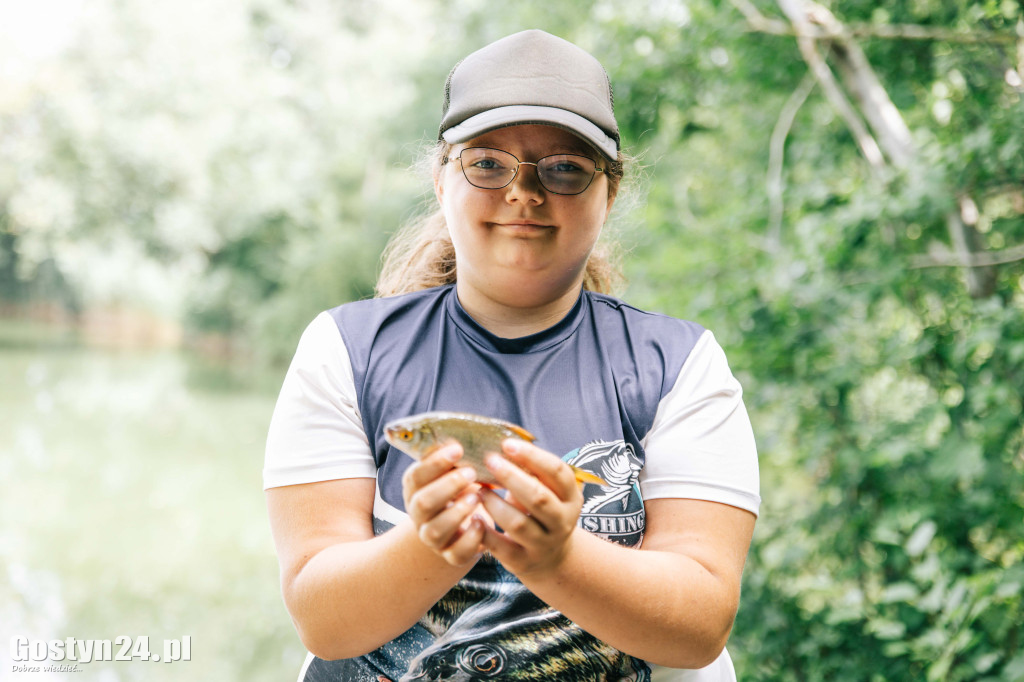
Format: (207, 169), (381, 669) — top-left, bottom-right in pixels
(624, 3), (1024, 679)
(2, 0), (1023, 679)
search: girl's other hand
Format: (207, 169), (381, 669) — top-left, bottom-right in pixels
(478, 439), (584, 578)
(401, 443), (487, 566)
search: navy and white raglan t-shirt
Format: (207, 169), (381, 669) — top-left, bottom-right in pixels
(264, 284), (760, 682)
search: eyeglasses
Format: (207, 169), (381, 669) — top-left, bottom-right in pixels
(444, 147), (605, 196)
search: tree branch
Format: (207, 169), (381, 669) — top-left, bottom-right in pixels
(811, 8), (915, 166)
(848, 23), (1018, 45)
(774, 0), (886, 169)
(730, 0), (790, 36)
(736, 0), (1008, 297)
(1017, 18), (1024, 77)
(730, 0), (1018, 46)
(910, 242), (1024, 268)
(767, 72), (816, 248)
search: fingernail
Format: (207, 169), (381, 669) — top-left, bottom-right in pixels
(462, 493), (480, 507)
(502, 439), (523, 455)
(459, 467), (477, 481)
(486, 454), (506, 473)
(444, 446), (461, 462)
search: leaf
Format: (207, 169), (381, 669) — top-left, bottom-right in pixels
(880, 582), (920, 603)
(906, 520), (938, 557)
(867, 618), (907, 640)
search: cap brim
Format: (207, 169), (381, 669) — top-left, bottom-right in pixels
(441, 105), (618, 160)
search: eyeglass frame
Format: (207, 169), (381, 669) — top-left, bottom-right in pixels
(442, 147), (607, 196)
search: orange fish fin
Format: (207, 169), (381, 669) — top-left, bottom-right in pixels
(506, 424), (536, 442)
(570, 465), (608, 487)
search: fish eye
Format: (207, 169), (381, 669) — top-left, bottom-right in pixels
(457, 644), (506, 676)
(399, 430), (413, 441)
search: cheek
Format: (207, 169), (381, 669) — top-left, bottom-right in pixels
(439, 179), (485, 228)
(573, 199), (609, 241)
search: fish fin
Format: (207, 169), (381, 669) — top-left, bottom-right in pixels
(506, 424), (536, 442)
(570, 465), (608, 487)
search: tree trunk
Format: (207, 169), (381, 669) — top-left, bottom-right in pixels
(771, 0), (997, 297)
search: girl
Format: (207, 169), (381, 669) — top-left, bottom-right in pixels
(265, 29), (760, 682)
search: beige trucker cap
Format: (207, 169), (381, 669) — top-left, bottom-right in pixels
(438, 30), (620, 160)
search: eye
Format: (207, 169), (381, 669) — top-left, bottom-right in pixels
(540, 155), (590, 175)
(461, 148), (514, 172)
(552, 162), (584, 173)
(399, 430), (414, 441)
(471, 157), (503, 170)
(457, 644), (506, 677)
(468, 156), (510, 172)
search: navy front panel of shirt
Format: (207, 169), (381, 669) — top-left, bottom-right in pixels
(330, 285), (704, 518)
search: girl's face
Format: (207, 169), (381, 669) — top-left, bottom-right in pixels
(435, 124), (616, 312)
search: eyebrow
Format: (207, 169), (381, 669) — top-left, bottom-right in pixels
(551, 143), (595, 157)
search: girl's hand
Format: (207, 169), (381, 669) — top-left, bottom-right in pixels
(401, 443), (487, 567)
(478, 439), (584, 578)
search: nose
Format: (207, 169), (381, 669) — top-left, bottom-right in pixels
(504, 162), (545, 204)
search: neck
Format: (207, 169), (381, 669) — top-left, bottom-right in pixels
(455, 281), (583, 338)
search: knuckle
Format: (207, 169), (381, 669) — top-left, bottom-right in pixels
(446, 469), (471, 488)
(529, 488), (550, 511)
(402, 464), (422, 489)
(419, 523), (444, 546)
(505, 515), (530, 535)
(408, 495), (431, 520)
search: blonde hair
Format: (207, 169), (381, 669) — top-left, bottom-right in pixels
(375, 141), (627, 298)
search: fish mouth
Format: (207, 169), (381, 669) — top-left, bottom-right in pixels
(383, 426), (407, 451)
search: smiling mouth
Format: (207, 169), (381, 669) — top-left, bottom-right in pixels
(494, 220), (553, 230)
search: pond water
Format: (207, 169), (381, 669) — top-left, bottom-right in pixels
(0, 322), (305, 681)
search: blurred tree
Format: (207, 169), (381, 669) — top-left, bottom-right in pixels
(0, 0), (439, 360)
(639, 1), (1024, 679)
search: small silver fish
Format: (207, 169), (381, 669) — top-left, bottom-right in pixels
(384, 411), (607, 489)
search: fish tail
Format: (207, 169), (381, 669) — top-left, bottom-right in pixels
(506, 424), (537, 442)
(570, 465), (608, 487)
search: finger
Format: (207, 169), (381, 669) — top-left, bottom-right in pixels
(502, 490), (530, 516)
(502, 439), (578, 500)
(479, 487), (546, 539)
(485, 454), (561, 522)
(417, 490), (480, 550)
(479, 522), (525, 566)
(405, 466), (478, 523)
(440, 515), (487, 566)
(402, 442), (463, 491)
(469, 501), (497, 528)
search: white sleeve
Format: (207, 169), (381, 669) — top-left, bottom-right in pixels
(638, 330), (761, 516)
(263, 311), (377, 489)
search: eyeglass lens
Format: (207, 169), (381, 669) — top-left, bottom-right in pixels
(456, 148), (599, 195)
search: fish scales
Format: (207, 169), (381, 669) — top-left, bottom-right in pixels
(384, 411), (608, 489)
(402, 563), (647, 681)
